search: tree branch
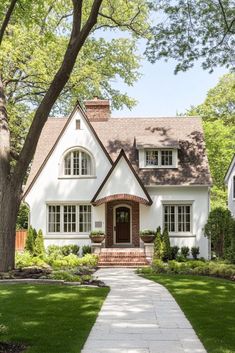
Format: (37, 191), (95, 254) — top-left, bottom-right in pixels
(12, 0), (103, 189)
(0, 0), (18, 45)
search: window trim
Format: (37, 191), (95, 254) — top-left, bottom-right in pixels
(162, 202), (193, 235)
(144, 149), (175, 168)
(59, 146), (96, 178)
(47, 203), (92, 235)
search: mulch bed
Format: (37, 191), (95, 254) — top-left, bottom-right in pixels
(0, 342), (26, 353)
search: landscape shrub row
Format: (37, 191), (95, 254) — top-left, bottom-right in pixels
(16, 251), (98, 269)
(139, 259), (235, 281)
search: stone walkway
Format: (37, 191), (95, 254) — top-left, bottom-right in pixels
(81, 268), (207, 353)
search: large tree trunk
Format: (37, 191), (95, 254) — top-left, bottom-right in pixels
(0, 0), (103, 271)
(0, 184), (20, 271)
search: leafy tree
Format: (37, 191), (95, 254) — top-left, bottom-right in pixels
(187, 74), (235, 208)
(0, 0), (152, 271)
(154, 227), (162, 260)
(146, 1), (235, 73)
(204, 207), (234, 258)
(16, 203), (29, 230)
(161, 228), (171, 261)
(34, 229), (45, 258)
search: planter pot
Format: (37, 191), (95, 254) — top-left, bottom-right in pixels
(140, 235), (155, 243)
(90, 235), (105, 243)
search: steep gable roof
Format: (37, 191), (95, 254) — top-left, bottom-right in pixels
(24, 104), (212, 195)
(91, 149), (152, 205)
(24, 103), (113, 198)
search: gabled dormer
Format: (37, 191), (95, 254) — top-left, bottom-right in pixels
(136, 136), (179, 169)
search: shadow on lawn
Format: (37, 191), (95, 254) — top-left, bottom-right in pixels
(146, 274), (235, 353)
(0, 284), (108, 353)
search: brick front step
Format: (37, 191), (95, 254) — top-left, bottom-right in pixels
(98, 248), (149, 267)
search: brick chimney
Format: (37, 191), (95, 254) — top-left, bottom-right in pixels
(84, 97), (111, 122)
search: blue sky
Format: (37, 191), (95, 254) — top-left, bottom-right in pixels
(112, 57), (227, 117)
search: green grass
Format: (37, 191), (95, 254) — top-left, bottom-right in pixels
(143, 274), (235, 353)
(0, 284), (109, 353)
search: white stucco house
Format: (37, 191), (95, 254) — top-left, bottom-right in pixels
(225, 154), (235, 217)
(24, 98), (212, 259)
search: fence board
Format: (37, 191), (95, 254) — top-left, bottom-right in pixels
(16, 230), (27, 251)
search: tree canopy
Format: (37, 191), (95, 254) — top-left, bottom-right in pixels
(187, 73), (235, 208)
(1, 0), (151, 155)
(146, 0), (235, 73)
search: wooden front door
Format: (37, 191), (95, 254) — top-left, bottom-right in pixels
(115, 206), (131, 243)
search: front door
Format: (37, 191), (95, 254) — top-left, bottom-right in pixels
(115, 206), (131, 243)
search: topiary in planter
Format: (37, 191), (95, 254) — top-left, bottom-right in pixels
(89, 230), (105, 243)
(140, 229), (156, 243)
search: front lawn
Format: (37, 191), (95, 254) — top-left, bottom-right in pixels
(0, 284), (109, 353)
(143, 274), (235, 353)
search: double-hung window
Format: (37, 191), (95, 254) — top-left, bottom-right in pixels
(145, 149), (174, 167)
(164, 204), (192, 233)
(48, 204), (92, 233)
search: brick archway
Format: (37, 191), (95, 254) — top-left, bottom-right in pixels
(106, 199), (140, 248)
(92, 193), (149, 206)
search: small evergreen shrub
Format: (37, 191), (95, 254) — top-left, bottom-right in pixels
(170, 246), (179, 260)
(82, 245), (91, 255)
(162, 228), (171, 261)
(154, 227), (162, 260)
(34, 229), (45, 258)
(191, 246), (200, 260)
(181, 246), (190, 259)
(61, 245), (80, 256)
(25, 226), (35, 254)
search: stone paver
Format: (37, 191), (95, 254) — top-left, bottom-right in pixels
(81, 268), (206, 353)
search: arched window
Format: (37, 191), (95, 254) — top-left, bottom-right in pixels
(63, 149), (94, 176)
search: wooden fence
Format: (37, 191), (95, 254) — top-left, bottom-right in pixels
(15, 230), (27, 251)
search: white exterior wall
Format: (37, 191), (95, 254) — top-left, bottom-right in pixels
(227, 164), (235, 217)
(96, 156), (148, 201)
(25, 109), (111, 248)
(140, 186), (210, 259)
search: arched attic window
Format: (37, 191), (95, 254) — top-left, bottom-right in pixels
(62, 148), (95, 177)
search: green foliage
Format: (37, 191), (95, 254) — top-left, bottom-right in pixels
(181, 246), (190, 259)
(50, 270), (81, 283)
(170, 246), (179, 260)
(186, 74), (235, 209)
(204, 207), (234, 259)
(0, 0), (152, 154)
(24, 226), (35, 254)
(90, 230), (105, 236)
(15, 251), (47, 268)
(16, 203), (29, 230)
(154, 227), (162, 260)
(146, 2), (235, 73)
(140, 229), (155, 235)
(82, 245), (91, 255)
(46, 245), (80, 257)
(148, 259), (235, 280)
(191, 247), (200, 260)
(34, 229), (45, 258)
(161, 228), (171, 261)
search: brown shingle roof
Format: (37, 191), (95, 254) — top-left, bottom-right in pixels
(90, 117), (212, 186)
(25, 113), (212, 193)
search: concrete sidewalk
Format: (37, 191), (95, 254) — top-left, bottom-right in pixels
(81, 268), (206, 353)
